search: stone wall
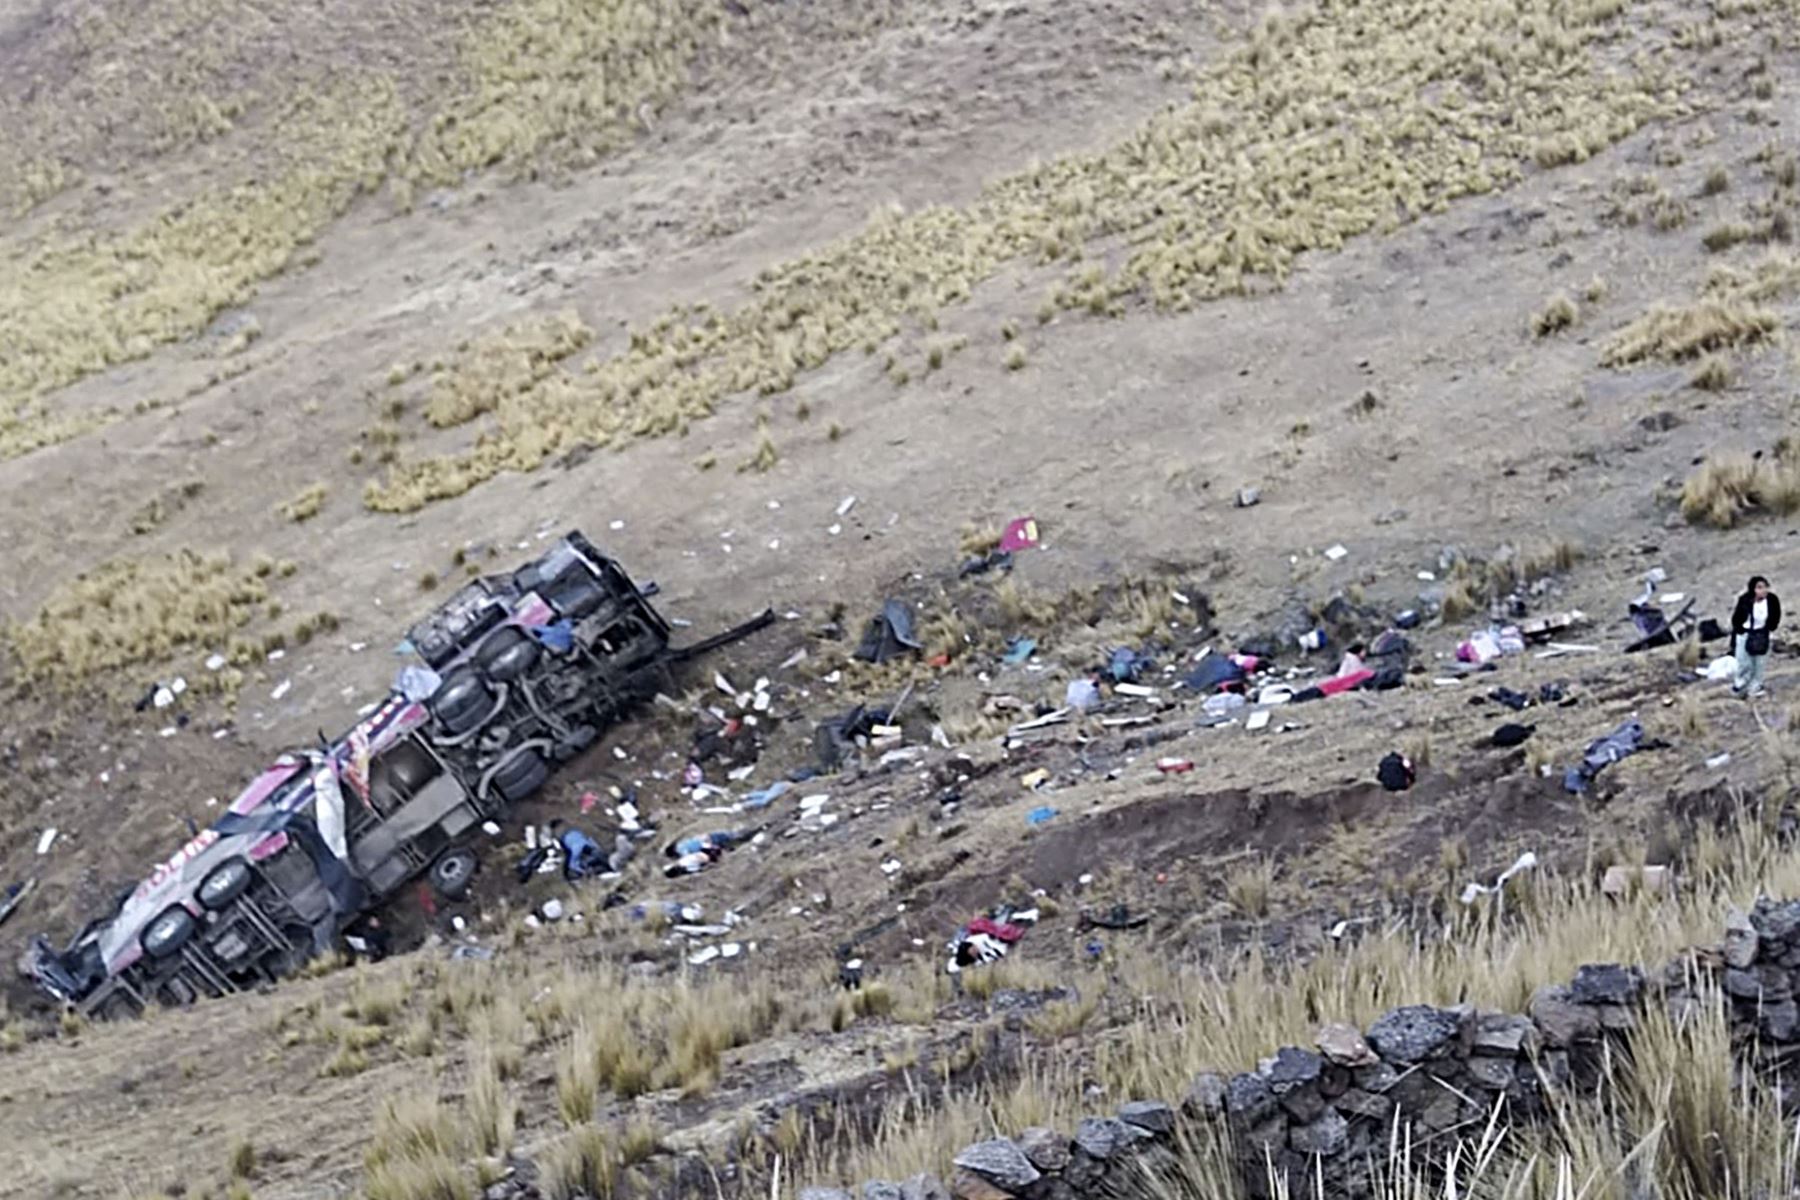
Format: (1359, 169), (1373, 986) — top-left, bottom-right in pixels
(798, 899), (1800, 1200)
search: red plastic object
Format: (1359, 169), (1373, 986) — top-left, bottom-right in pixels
(1157, 757), (1196, 774)
(999, 516), (1041, 553)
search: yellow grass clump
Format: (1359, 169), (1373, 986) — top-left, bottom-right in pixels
(1530, 292), (1580, 336)
(278, 482), (330, 523)
(363, 1092), (475, 1200)
(421, 312), (595, 429)
(1602, 299), (1781, 365)
(1606, 250), (1800, 367)
(1679, 452), (1800, 528)
(4, 550), (275, 684)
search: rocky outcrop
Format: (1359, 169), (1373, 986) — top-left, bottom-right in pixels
(820, 899), (1800, 1200)
(485, 900), (1800, 1200)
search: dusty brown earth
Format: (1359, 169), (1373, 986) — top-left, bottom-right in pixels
(4, 0), (1800, 1196)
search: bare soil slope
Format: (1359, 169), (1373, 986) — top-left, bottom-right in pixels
(4, 0), (1800, 1196)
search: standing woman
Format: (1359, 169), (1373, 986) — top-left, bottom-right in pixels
(1732, 575), (1781, 698)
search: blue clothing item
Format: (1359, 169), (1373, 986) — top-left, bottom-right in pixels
(673, 830), (739, 857)
(1003, 637), (1037, 665)
(741, 781), (793, 810)
(559, 828), (607, 878)
(530, 620), (576, 653)
(1108, 647), (1146, 682)
(1563, 719), (1645, 794)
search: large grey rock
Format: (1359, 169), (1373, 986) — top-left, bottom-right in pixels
(950, 1169), (1012, 1200)
(1472, 1013), (1536, 1057)
(1183, 1073), (1228, 1119)
(1279, 1085), (1326, 1124)
(1753, 899), (1800, 944)
(1288, 1111), (1349, 1157)
(1226, 1072), (1277, 1123)
(1759, 965), (1796, 1001)
(1015, 1127), (1070, 1174)
(1333, 1088), (1393, 1121)
(1354, 1061), (1400, 1094)
(1061, 1151), (1105, 1192)
(1316, 1022), (1378, 1067)
(1567, 964), (1643, 1007)
(1073, 1117), (1135, 1161)
(1238, 1114), (1287, 1154)
(1725, 905), (1760, 969)
(953, 1140), (1040, 1192)
(1762, 999), (1800, 1041)
(1725, 968), (1765, 1000)
(1530, 985), (1601, 1047)
(800, 1189), (854, 1200)
(1367, 1005), (1464, 1062)
(861, 1183), (904, 1200)
(1418, 1093), (1465, 1131)
(1465, 1056), (1516, 1090)
(902, 1175), (951, 1200)
(1262, 1046), (1324, 1091)
(1596, 1004), (1637, 1033)
(1118, 1100), (1176, 1136)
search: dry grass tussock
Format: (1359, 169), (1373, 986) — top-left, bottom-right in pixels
(419, 312), (595, 430)
(0, 0), (726, 453)
(1530, 292), (1579, 336)
(339, 955), (805, 1200)
(1604, 251), (1800, 367)
(277, 481), (329, 523)
(364, 0), (1689, 511)
(1679, 452), (1800, 528)
(3, 550), (276, 685)
(1602, 299), (1781, 364)
(362, 1091), (478, 1200)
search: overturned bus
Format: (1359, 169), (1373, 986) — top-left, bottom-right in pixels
(27, 532), (770, 1018)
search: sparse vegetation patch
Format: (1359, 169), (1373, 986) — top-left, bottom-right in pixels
(363, 0), (1679, 511)
(5, 550), (276, 684)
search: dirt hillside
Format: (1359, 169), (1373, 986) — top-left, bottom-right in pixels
(4, 0), (1800, 1197)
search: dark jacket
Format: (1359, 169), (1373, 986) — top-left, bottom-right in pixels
(1732, 592), (1781, 654)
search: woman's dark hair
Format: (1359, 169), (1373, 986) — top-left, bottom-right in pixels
(1748, 575), (1771, 594)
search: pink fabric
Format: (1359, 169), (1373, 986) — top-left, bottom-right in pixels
(999, 517), (1041, 553)
(1317, 668), (1375, 697)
